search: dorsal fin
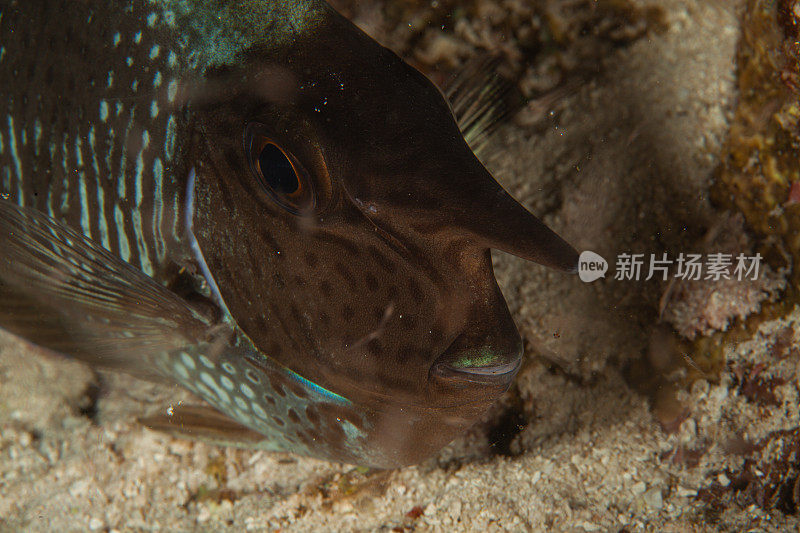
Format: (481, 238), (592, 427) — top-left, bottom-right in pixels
(446, 55), (525, 156)
(447, 56), (584, 156)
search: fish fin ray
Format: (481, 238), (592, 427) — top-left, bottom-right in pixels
(0, 200), (210, 379)
(447, 56), (584, 157)
(446, 55), (525, 156)
(140, 404), (270, 449)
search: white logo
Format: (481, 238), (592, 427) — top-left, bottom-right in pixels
(578, 251), (608, 283)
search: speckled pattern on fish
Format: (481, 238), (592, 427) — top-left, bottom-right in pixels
(0, 0), (577, 467)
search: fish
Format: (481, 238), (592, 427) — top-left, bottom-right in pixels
(0, 0), (578, 468)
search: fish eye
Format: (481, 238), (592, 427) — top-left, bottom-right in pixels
(245, 125), (315, 214)
(259, 144), (297, 194)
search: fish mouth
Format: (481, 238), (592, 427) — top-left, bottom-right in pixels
(430, 357), (521, 386)
(429, 332), (523, 388)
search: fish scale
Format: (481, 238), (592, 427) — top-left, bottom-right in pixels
(0, 197), (376, 463)
(0, 1), (346, 451)
(0, 0), (580, 467)
(155, 337), (370, 460)
(4, 2), (194, 279)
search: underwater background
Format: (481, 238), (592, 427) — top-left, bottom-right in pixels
(1, 0), (799, 530)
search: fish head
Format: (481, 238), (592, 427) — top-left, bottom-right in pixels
(187, 12), (577, 466)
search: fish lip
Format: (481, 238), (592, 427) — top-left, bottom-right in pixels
(431, 357), (521, 386)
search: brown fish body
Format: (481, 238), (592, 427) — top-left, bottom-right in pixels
(0, 0), (577, 467)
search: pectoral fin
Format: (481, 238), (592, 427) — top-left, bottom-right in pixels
(0, 200), (211, 380)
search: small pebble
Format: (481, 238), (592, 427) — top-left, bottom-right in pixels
(643, 488), (663, 510)
(18, 431), (32, 447)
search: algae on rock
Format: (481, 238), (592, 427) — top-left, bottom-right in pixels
(712, 0), (800, 283)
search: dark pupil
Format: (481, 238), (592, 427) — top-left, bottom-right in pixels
(258, 144), (299, 195)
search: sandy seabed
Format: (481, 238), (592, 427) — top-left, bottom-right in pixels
(2, 0), (800, 531)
